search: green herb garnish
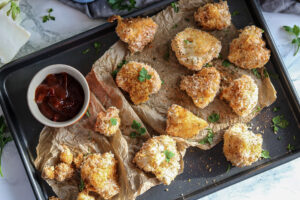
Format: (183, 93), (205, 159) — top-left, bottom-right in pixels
(0, 116), (12, 177)
(277, 136), (281, 140)
(85, 108), (90, 117)
(199, 128), (214, 145)
(226, 163), (231, 173)
(293, 135), (296, 141)
(171, 2), (179, 13)
(131, 120), (141, 129)
(283, 25), (300, 56)
(79, 178), (85, 192)
(164, 150), (175, 162)
(222, 60), (231, 67)
(42, 8), (55, 23)
(112, 60), (128, 78)
(287, 144), (295, 152)
(110, 118), (117, 126)
(82, 48), (90, 55)
(263, 69), (269, 78)
(204, 63), (212, 68)
(253, 106), (261, 113)
(272, 115), (289, 133)
(232, 11), (240, 16)
(218, 54), (223, 59)
(94, 42), (101, 53)
(184, 39), (192, 44)
(173, 24), (178, 29)
(251, 68), (261, 79)
(208, 113), (220, 123)
(261, 150), (271, 159)
(130, 120), (146, 138)
(107, 0), (136, 11)
(130, 132), (138, 138)
(6, 0), (20, 21)
(273, 107), (280, 112)
(138, 67), (152, 82)
(161, 80), (164, 85)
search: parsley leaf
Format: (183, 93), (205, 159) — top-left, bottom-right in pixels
(204, 63), (212, 68)
(79, 178), (85, 192)
(222, 60), (231, 67)
(226, 163), (231, 173)
(6, 1), (20, 21)
(107, 0), (136, 11)
(85, 108), (90, 117)
(0, 116), (13, 177)
(261, 150), (271, 159)
(208, 113), (220, 123)
(94, 42), (101, 53)
(130, 120), (146, 138)
(218, 54), (223, 59)
(42, 8), (55, 23)
(131, 120), (141, 129)
(273, 107), (280, 112)
(171, 2), (179, 13)
(138, 68), (152, 82)
(283, 25), (300, 56)
(253, 106), (261, 113)
(112, 60), (128, 78)
(184, 39), (192, 44)
(272, 115), (289, 133)
(263, 69), (269, 78)
(110, 118), (117, 126)
(251, 68), (261, 79)
(164, 150), (175, 162)
(199, 128), (214, 145)
(82, 48), (90, 55)
(287, 144), (295, 152)
(130, 132), (138, 138)
(232, 11), (240, 16)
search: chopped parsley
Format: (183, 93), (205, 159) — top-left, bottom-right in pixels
(207, 113), (220, 123)
(85, 108), (90, 117)
(222, 60), (231, 67)
(251, 68), (261, 79)
(94, 42), (101, 53)
(161, 80), (164, 85)
(130, 120), (146, 138)
(164, 150), (175, 162)
(138, 67), (152, 82)
(277, 136), (281, 140)
(287, 144), (295, 152)
(218, 54), (223, 59)
(232, 11), (240, 16)
(171, 2), (179, 13)
(273, 107), (280, 112)
(204, 63), (212, 68)
(283, 25), (300, 56)
(112, 60), (128, 78)
(199, 128), (214, 145)
(6, 1), (20, 21)
(272, 115), (289, 133)
(110, 118), (117, 126)
(263, 69), (269, 78)
(261, 150), (271, 159)
(226, 163), (231, 173)
(253, 106), (261, 113)
(0, 116), (12, 177)
(42, 8), (55, 23)
(184, 39), (192, 44)
(79, 178), (85, 192)
(107, 0), (136, 11)
(293, 135), (296, 141)
(82, 48), (90, 55)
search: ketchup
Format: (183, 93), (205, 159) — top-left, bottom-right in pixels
(35, 73), (84, 122)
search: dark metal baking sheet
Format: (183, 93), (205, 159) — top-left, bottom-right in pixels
(0, 0), (299, 200)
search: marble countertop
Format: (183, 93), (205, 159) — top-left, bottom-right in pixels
(0, 0), (299, 200)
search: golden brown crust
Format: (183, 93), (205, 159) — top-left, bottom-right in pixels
(171, 28), (221, 70)
(228, 25), (270, 69)
(194, 1), (231, 30)
(116, 61), (161, 105)
(77, 191), (96, 200)
(59, 145), (73, 165)
(112, 15), (158, 53)
(49, 197), (60, 200)
(54, 163), (75, 182)
(180, 67), (221, 108)
(94, 107), (121, 136)
(42, 166), (55, 180)
(223, 123), (262, 167)
(166, 104), (208, 139)
(73, 153), (84, 169)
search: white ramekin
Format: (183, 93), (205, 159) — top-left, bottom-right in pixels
(27, 64), (90, 128)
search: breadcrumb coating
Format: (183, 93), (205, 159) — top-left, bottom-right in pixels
(228, 25), (270, 69)
(220, 75), (258, 117)
(94, 107), (121, 136)
(223, 123), (262, 167)
(194, 1), (231, 30)
(49, 197), (60, 200)
(77, 191), (95, 200)
(116, 61), (161, 105)
(171, 28), (221, 70)
(74, 153), (84, 169)
(60, 145), (73, 165)
(109, 15), (158, 53)
(42, 166), (55, 180)
(55, 163), (75, 182)
(81, 153), (120, 200)
(133, 135), (181, 185)
(180, 67), (221, 108)
(166, 104), (208, 139)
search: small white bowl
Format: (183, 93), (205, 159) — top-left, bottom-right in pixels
(27, 64), (90, 127)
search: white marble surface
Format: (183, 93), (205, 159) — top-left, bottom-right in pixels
(0, 0), (299, 200)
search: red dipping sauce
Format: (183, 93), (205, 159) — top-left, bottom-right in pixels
(35, 73), (84, 122)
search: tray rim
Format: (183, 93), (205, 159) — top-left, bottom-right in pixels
(0, 0), (299, 200)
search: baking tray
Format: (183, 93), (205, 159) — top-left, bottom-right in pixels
(0, 0), (299, 199)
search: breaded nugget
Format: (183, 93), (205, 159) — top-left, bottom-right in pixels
(49, 197), (60, 200)
(116, 61), (161, 105)
(133, 135), (181, 185)
(94, 107), (120, 136)
(54, 163), (74, 182)
(223, 123), (262, 167)
(81, 153), (120, 200)
(194, 1), (231, 30)
(108, 15), (158, 53)
(74, 153), (84, 169)
(220, 75), (258, 117)
(228, 25), (270, 69)
(77, 191), (95, 200)
(180, 67), (221, 108)
(60, 145), (73, 165)
(166, 104), (208, 139)
(171, 28), (221, 70)
(42, 165), (55, 180)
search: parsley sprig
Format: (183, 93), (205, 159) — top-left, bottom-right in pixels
(272, 115), (289, 133)
(171, 2), (179, 13)
(261, 150), (271, 159)
(287, 144), (295, 152)
(138, 68), (152, 82)
(78, 178), (85, 192)
(251, 68), (261, 79)
(85, 108), (90, 117)
(42, 8), (55, 23)
(222, 60), (231, 67)
(6, 0), (20, 21)
(110, 118), (117, 126)
(199, 128), (214, 145)
(283, 25), (300, 56)
(164, 150), (175, 162)
(107, 0), (136, 11)
(232, 11), (240, 16)
(130, 120), (146, 138)
(0, 116), (13, 177)
(207, 113), (220, 123)
(112, 60), (128, 78)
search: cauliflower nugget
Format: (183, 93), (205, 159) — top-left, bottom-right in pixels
(60, 145), (73, 165)
(55, 163), (75, 182)
(95, 107), (120, 136)
(220, 75), (258, 117)
(171, 28), (221, 71)
(77, 191), (95, 200)
(223, 123), (262, 167)
(116, 61), (161, 105)
(166, 104), (208, 139)
(180, 67), (221, 108)
(133, 135), (181, 185)
(42, 166), (55, 180)
(74, 153), (84, 169)
(194, 1), (231, 30)
(109, 15), (158, 53)
(228, 25), (270, 69)
(81, 153), (120, 200)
